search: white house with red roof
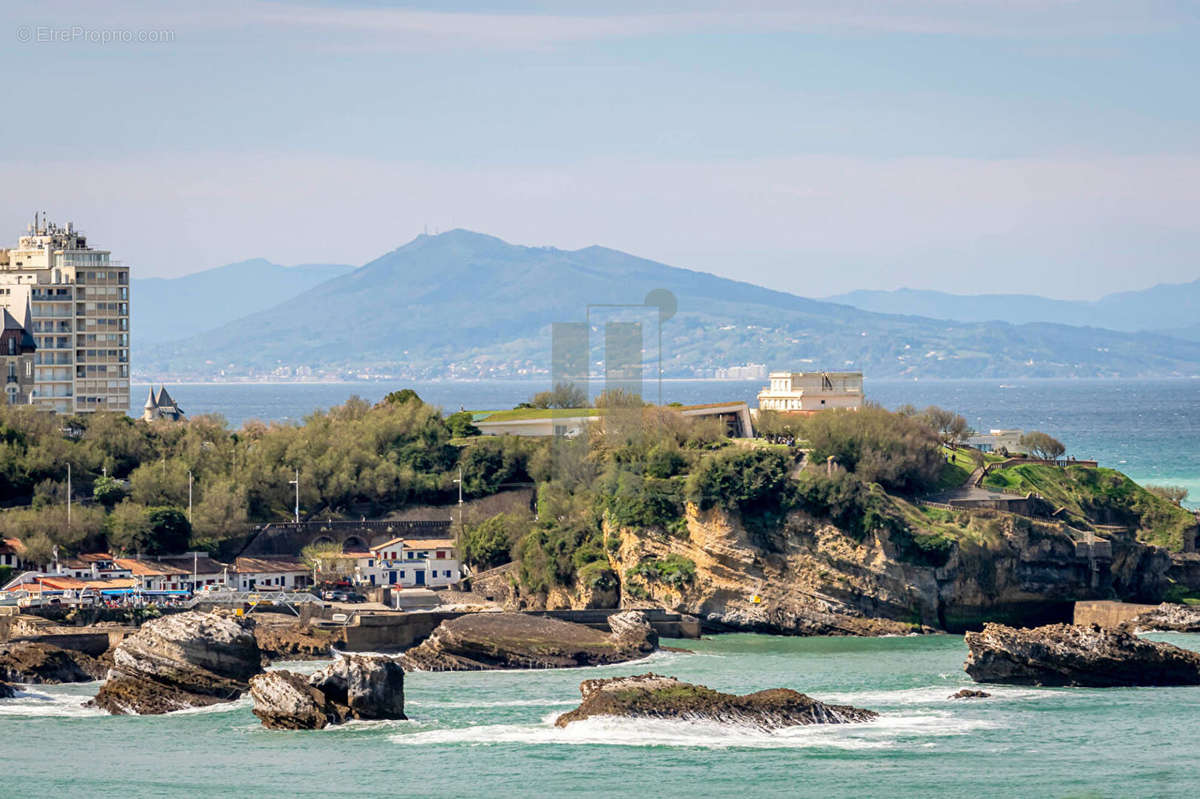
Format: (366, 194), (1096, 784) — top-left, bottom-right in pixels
(366, 537), (461, 588)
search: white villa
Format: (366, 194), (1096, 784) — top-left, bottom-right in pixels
(966, 429), (1026, 454)
(365, 537), (462, 589)
(756, 370), (864, 413)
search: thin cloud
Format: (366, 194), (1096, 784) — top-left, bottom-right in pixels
(11, 0), (1193, 51)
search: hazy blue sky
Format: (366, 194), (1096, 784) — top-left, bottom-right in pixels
(2, 0), (1197, 298)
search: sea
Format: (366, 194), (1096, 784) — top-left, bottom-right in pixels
(132, 377), (1200, 508)
(4, 377), (1194, 796)
(4, 633), (1200, 797)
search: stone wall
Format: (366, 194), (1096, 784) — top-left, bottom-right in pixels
(1073, 600), (1159, 629)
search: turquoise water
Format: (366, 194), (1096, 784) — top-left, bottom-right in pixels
(5, 633), (1200, 798)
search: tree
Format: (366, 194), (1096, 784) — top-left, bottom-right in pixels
(301, 541), (353, 582)
(918, 406), (971, 448)
(106, 502), (191, 555)
(191, 478), (248, 541)
(145, 507), (192, 554)
(128, 458), (190, 506)
(1145, 484), (1189, 506)
(105, 500), (153, 555)
(529, 382), (588, 410)
(593, 388), (644, 409)
(445, 411), (481, 438)
(382, 388), (421, 406)
(462, 512), (520, 569)
(93, 474), (128, 508)
(1020, 431), (1066, 461)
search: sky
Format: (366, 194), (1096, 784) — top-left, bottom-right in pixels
(1, 0), (1198, 299)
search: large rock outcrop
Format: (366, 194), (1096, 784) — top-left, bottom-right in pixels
(554, 673), (878, 729)
(90, 611), (263, 714)
(0, 641), (105, 684)
(606, 505), (1171, 636)
(250, 655), (406, 730)
(1118, 603), (1200, 633)
(398, 611), (657, 671)
(964, 622), (1200, 686)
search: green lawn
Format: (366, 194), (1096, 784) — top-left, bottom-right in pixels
(982, 463), (1196, 551)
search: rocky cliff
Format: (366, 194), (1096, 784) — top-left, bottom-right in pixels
(90, 611), (263, 715)
(504, 500), (1172, 636)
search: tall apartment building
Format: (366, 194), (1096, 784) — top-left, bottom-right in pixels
(0, 216), (130, 413)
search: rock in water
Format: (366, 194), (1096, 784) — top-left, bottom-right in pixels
(0, 641), (104, 684)
(555, 673), (877, 729)
(1119, 603), (1200, 633)
(0, 681), (14, 698)
(607, 610), (659, 652)
(948, 689), (991, 699)
(90, 611), (263, 714)
(398, 612), (658, 671)
(248, 670), (333, 730)
(250, 655), (406, 730)
(964, 622), (1200, 687)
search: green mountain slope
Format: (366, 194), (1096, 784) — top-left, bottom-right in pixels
(139, 231), (1200, 380)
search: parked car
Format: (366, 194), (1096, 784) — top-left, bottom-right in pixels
(331, 591), (367, 603)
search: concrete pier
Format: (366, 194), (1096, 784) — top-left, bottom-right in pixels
(1073, 600), (1158, 629)
(326, 608), (701, 653)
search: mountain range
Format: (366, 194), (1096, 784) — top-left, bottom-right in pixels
(827, 284), (1200, 339)
(133, 259), (354, 345)
(136, 231), (1200, 380)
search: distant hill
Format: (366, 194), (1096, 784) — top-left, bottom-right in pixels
(827, 280), (1200, 333)
(133, 258), (354, 344)
(139, 231), (1200, 380)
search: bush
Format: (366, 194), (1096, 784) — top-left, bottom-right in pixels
(462, 512), (521, 570)
(801, 406), (946, 494)
(626, 554), (696, 589)
(445, 411), (480, 438)
(92, 474), (128, 508)
(684, 448), (793, 514)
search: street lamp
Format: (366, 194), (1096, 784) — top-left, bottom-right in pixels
(288, 468), (300, 524)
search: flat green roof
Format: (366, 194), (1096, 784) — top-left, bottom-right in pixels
(472, 407), (603, 423)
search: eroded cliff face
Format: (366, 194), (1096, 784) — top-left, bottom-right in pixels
(607, 504), (1172, 635)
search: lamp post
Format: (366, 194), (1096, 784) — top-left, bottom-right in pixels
(66, 462), (71, 528)
(288, 469), (300, 524)
(187, 470), (194, 525)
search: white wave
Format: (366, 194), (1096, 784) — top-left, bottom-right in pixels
(169, 695), (252, 715)
(390, 710), (991, 750)
(0, 683), (105, 718)
(818, 683), (1058, 707)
